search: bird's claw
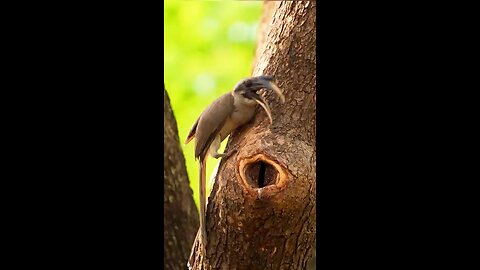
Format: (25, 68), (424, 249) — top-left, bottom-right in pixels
(222, 146), (238, 161)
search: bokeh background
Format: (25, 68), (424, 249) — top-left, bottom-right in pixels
(164, 1), (262, 209)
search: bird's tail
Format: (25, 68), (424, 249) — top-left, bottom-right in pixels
(188, 158), (207, 269)
(199, 158), (207, 245)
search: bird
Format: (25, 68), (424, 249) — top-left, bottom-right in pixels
(185, 75), (285, 266)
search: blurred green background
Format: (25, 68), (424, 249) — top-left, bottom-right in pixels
(164, 1), (262, 209)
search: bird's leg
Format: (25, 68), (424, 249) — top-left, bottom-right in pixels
(211, 145), (238, 161)
(221, 146), (239, 160)
(209, 134), (239, 160)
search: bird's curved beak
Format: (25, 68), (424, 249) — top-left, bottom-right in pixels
(247, 76), (286, 125)
(249, 92), (273, 124)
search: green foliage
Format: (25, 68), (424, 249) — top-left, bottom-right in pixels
(164, 0), (262, 209)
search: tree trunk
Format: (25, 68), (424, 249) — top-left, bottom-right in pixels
(190, 2), (316, 269)
(253, 0), (276, 72)
(164, 87), (200, 270)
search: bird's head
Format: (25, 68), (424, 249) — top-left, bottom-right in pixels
(232, 76), (285, 124)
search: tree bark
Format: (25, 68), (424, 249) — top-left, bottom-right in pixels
(164, 87), (200, 270)
(253, 0), (276, 72)
(190, 2), (316, 269)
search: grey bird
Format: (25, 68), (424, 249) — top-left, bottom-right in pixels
(185, 75), (285, 265)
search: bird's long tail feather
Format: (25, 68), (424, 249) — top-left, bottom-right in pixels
(188, 158), (207, 269)
(199, 158), (207, 246)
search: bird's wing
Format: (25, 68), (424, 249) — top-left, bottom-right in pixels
(184, 117), (199, 145)
(194, 93), (234, 159)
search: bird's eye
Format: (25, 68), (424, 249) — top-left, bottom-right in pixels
(245, 81), (252, 87)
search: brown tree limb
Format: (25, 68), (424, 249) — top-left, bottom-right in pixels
(164, 87), (200, 270)
(253, 0), (276, 72)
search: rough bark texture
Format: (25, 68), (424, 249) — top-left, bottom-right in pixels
(164, 88), (200, 270)
(253, 1), (276, 71)
(190, 2), (316, 269)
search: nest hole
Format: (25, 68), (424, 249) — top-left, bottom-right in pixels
(244, 161), (279, 188)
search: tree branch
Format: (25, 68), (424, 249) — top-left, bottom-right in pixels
(164, 87), (200, 270)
